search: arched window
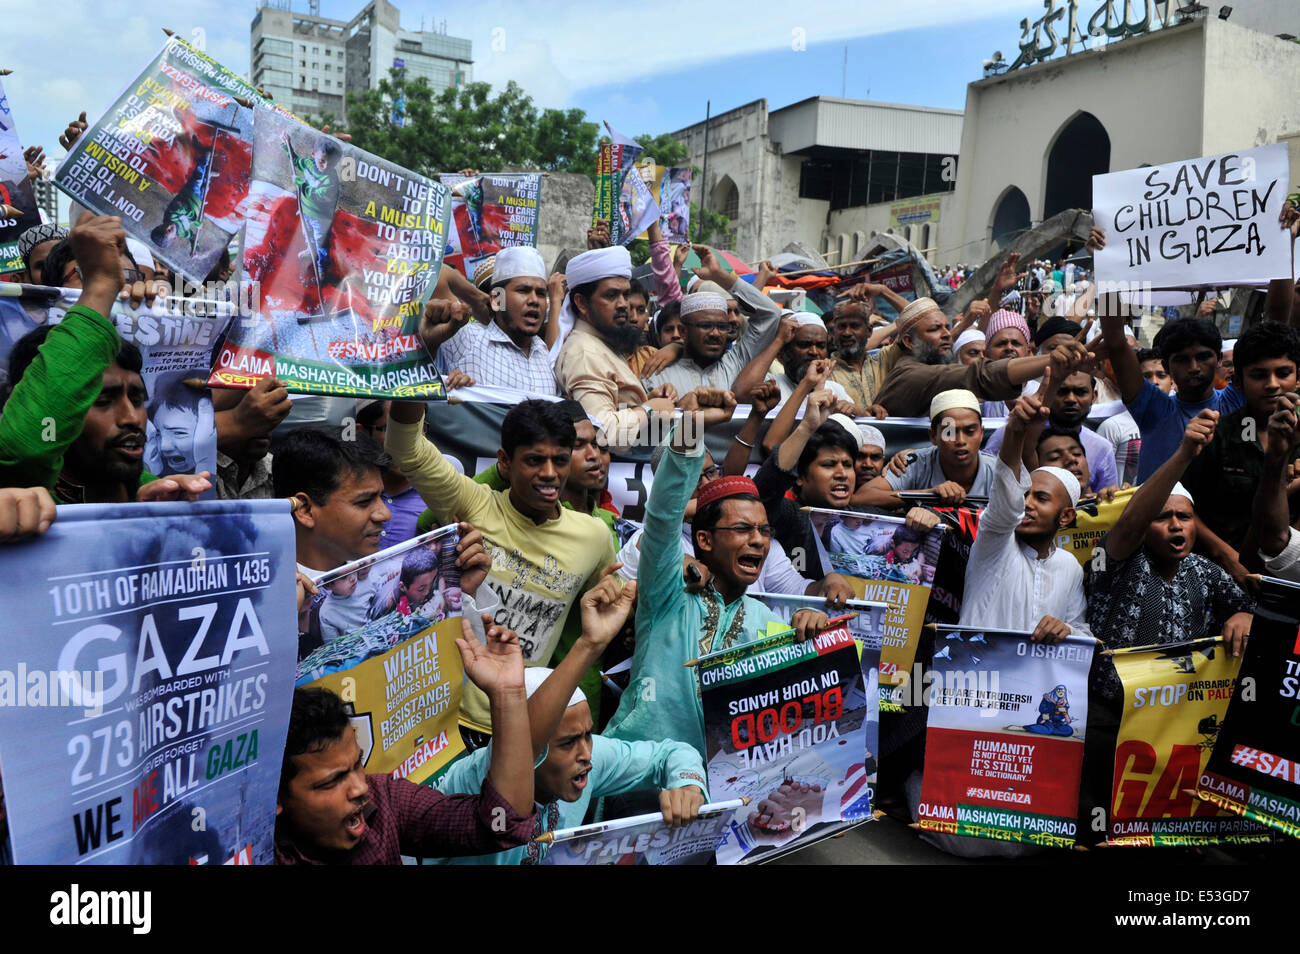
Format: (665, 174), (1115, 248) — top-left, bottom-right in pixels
(713, 175), (739, 222)
(1043, 111), (1110, 219)
(991, 186), (1031, 250)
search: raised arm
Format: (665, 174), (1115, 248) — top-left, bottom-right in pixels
(734, 316), (797, 404)
(1103, 410), (1218, 562)
(0, 215), (125, 491)
(774, 388), (835, 473)
(723, 379), (779, 476)
(999, 374), (1051, 480)
(761, 357), (833, 455)
(456, 617), (532, 816)
(1255, 393), (1300, 558)
(527, 567), (636, 756)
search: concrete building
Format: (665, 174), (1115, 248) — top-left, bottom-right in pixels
(672, 97), (961, 265)
(948, 10), (1300, 264)
(250, 0), (472, 121)
(670, 0), (1300, 269)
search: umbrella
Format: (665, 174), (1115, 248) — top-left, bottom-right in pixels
(671, 244), (755, 289)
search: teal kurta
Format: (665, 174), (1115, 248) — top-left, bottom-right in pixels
(427, 734), (707, 865)
(602, 426), (784, 758)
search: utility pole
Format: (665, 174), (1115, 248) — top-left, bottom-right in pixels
(697, 99), (710, 243)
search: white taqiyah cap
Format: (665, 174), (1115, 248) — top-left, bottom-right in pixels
(1034, 465), (1081, 508)
(491, 245), (547, 285)
(928, 388), (982, 421)
(857, 424), (886, 450)
(524, 667), (587, 708)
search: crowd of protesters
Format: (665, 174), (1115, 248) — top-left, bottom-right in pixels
(1, 109), (1298, 865)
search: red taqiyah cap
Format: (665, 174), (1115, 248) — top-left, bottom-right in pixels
(695, 475), (759, 509)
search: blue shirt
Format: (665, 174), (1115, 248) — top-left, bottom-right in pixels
(1127, 380), (1242, 483)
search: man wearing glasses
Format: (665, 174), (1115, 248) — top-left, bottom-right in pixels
(603, 388), (829, 760)
(639, 247), (781, 397)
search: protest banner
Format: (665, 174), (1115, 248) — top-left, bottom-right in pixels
(805, 507), (942, 709)
(748, 592), (883, 823)
(0, 499), (298, 864)
(538, 800), (741, 865)
(700, 622), (875, 864)
(1056, 487), (1134, 569)
(916, 626), (1094, 848)
(924, 503), (983, 625)
(1195, 576), (1300, 839)
(417, 390), (936, 522)
(604, 124), (659, 246)
(297, 525), (466, 784)
(1108, 636), (1268, 846)
(593, 142), (615, 228)
(1092, 143), (1291, 290)
(0, 78), (43, 275)
(53, 36), (276, 282)
(0, 282), (230, 493)
(210, 106), (451, 399)
(439, 172), (542, 279)
(634, 164), (692, 244)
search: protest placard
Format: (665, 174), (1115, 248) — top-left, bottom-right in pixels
(53, 36), (274, 282)
(1196, 577), (1300, 839)
(0, 499), (298, 864)
(634, 164), (691, 245)
(700, 622), (875, 864)
(916, 626), (1094, 848)
(0, 78), (43, 275)
(539, 800), (740, 865)
(1055, 487), (1134, 569)
(210, 106), (451, 399)
(805, 508), (942, 710)
(1108, 636), (1268, 846)
(1092, 144), (1292, 289)
(297, 525), (466, 784)
(0, 282), (230, 493)
(440, 172), (542, 279)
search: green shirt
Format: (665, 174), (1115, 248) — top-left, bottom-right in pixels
(293, 154), (340, 223)
(0, 303), (156, 502)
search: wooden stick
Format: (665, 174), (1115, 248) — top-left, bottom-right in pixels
(162, 28), (175, 36)
(0, 70), (12, 77)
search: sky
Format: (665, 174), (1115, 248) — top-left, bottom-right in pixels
(3, 0), (1035, 187)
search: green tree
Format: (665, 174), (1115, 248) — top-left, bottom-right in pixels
(623, 133), (733, 264)
(340, 73), (599, 177)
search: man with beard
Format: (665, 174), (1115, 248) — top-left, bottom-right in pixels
(958, 382), (1091, 643)
(604, 390), (829, 758)
(766, 313), (874, 416)
(421, 246), (558, 395)
(554, 246), (678, 451)
(983, 370), (1119, 493)
(872, 297), (1091, 418)
(0, 215), (210, 504)
(826, 296), (899, 414)
(639, 247), (781, 396)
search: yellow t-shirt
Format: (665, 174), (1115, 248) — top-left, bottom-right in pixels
(386, 415), (618, 731)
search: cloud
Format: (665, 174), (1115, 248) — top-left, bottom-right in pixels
(3, 0), (1028, 158)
